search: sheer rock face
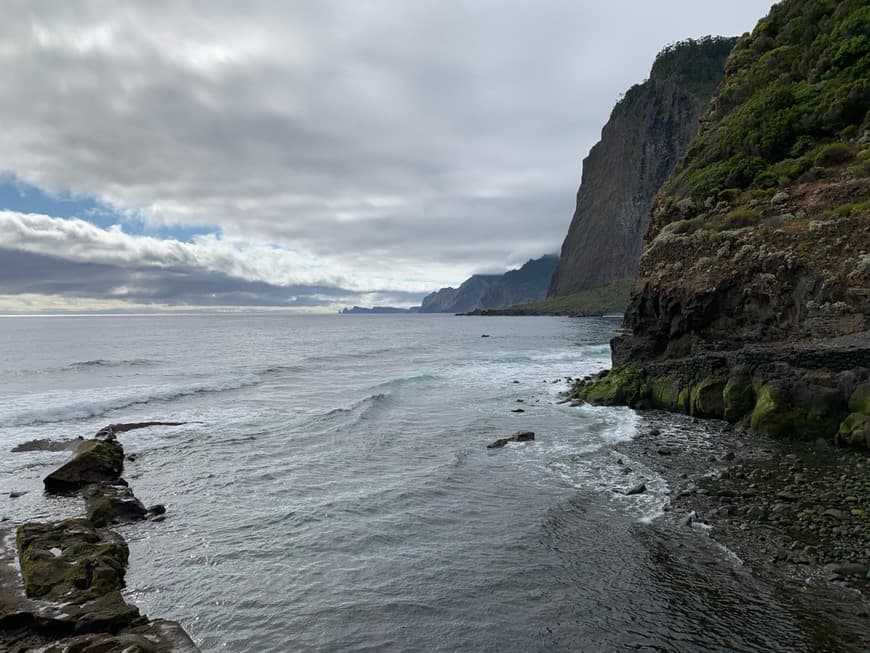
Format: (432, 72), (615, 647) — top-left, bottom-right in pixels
(548, 38), (735, 298)
(613, 0), (870, 366)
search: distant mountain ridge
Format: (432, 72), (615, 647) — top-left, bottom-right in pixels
(548, 36), (736, 298)
(419, 255), (558, 313)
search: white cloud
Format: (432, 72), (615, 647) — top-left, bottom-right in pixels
(0, 0), (773, 301)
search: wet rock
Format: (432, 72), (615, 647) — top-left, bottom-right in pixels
(626, 482), (647, 495)
(11, 438), (82, 453)
(9, 491), (26, 499)
(95, 422), (187, 439)
(147, 504), (166, 516)
(511, 408), (525, 413)
(824, 562), (868, 578)
(15, 519), (141, 633)
(44, 440), (124, 493)
(487, 431), (535, 449)
(84, 483), (149, 528)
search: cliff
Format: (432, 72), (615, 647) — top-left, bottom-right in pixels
(420, 255), (557, 313)
(574, 0), (870, 449)
(548, 37), (736, 298)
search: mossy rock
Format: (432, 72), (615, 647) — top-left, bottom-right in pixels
(573, 365), (649, 407)
(44, 439), (125, 493)
(836, 413), (870, 449)
(750, 382), (797, 437)
(723, 372), (756, 423)
(690, 377), (726, 419)
(649, 375), (680, 410)
(16, 518), (129, 601)
(750, 381), (847, 439)
(84, 483), (149, 528)
(847, 383), (870, 414)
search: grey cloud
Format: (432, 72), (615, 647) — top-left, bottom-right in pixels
(0, 1), (773, 305)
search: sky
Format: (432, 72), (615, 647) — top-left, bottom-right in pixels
(0, 0), (774, 313)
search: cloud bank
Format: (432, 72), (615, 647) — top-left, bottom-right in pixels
(0, 0), (773, 310)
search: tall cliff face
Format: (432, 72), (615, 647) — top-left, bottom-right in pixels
(420, 255), (557, 313)
(615, 0), (870, 365)
(548, 37), (736, 297)
(575, 0), (870, 448)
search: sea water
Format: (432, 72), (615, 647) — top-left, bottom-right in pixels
(0, 314), (837, 651)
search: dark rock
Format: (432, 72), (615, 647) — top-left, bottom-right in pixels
(14, 519), (141, 634)
(147, 504), (167, 516)
(84, 483), (149, 527)
(9, 491), (26, 499)
(626, 482), (647, 495)
(95, 422), (187, 439)
(511, 408), (525, 413)
(44, 440), (124, 493)
(11, 438), (82, 453)
(548, 39), (734, 298)
(487, 431), (535, 449)
(824, 562), (868, 577)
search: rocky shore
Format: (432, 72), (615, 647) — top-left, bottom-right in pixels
(609, 409), (870, 650)
(0, 423), (198, 652)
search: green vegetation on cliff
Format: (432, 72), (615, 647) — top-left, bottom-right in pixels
(660, 0), (869, 201)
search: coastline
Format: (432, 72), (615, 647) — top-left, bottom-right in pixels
(613, 408), (870, 650)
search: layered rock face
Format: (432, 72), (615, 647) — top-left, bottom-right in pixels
(420, 255), (557, 313)
(548, 37), (736, 298)
(576, 0), (870, 447)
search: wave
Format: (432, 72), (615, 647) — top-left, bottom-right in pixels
(372, 374), (438, 391)
(302, 392), (392, 431)
(8, 374), (262, 426)
(7, 358), (158, 377)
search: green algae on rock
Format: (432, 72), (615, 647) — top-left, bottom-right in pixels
(43, 439), (124, 493)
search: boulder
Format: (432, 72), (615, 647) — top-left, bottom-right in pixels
(44, 440), (124, 493)
(84, 483), (149, 527)
(487, 431), (535, 449)
(626, 482), (647, 495)
(15, 519), (141, 633)
(836, 412), (870, 449)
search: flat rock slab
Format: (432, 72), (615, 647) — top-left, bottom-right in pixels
(17, 519), (129, 602)
(11, 439), (83, 453)
(44, 441), (124, 493)
(95, 422), (187, 439)
(84, 484), (148, 528)
(487, 431), (535, 449)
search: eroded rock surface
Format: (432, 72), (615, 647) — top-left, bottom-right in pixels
(44, 440), (124, 493)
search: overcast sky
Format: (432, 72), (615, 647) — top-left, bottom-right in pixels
(0, 0), (773, 312)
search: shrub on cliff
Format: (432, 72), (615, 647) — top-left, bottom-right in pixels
(661, 0), (869, 203)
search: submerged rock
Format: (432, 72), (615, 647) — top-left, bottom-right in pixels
(487, 431), (535, 449)
(626, 482), (647, 495)
(95, 422), (187, 439)
(11, 438), (83, 453)
(44, 440), (124, 493)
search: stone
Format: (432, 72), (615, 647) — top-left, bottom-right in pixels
(84, 483), (149, 527)
(626, 482), (647, 495)
(771, 191), (789, 204)
(487, 431), (535, 449)
(44, 440), (124, 493)
(836, 412), (870, 449)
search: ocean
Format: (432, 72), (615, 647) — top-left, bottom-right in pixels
(0, 314), (840, 651)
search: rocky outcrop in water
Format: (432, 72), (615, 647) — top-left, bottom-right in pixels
(574, 0), (870, 448)
(43, 439), (125, 493)
(1, 423), (198, 651)
(421, 255), (557, 313)
(486, 431), (535, 449)
(548, 37), (736, 299)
